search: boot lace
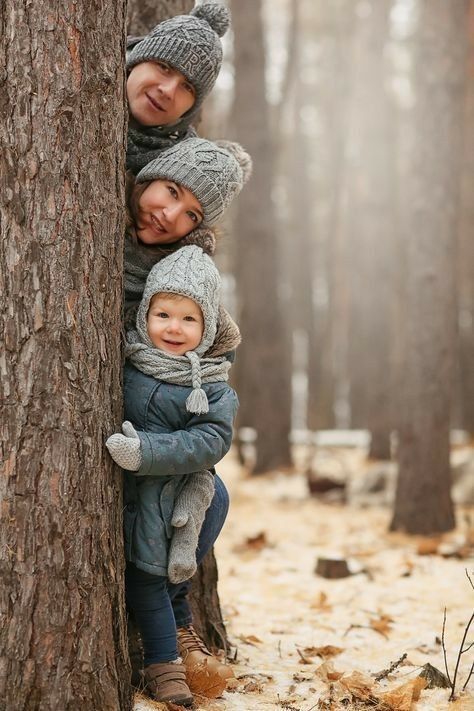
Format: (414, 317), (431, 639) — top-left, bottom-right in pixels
(177, 625), (211, 656)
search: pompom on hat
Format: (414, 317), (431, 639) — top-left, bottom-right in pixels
(127, 3), (230, 112)
(136, 137), (253, 226)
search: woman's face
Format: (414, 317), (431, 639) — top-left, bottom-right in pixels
(136, 179), (204, 245)
(127, 61), (196, 127)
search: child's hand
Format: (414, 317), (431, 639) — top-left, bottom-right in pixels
(105, 421), (142, 471)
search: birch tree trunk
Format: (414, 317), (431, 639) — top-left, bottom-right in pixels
(390, 0), (469, 534)
(0, 1), (130, 709)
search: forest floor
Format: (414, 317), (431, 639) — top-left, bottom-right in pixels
(135, 444), (474, 711)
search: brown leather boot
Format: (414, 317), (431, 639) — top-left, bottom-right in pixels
(177, 625), (234, 693)
(144, 660), (194, 706)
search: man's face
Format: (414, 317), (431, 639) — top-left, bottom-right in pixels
(127, 61), (196, 127)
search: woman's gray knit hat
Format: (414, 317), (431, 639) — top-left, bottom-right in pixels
(138, 245), (221, 358)
(136, 137), (253, 225)
(127, 3), (230, 110)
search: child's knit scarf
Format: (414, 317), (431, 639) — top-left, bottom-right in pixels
(125, 330), (231, 415)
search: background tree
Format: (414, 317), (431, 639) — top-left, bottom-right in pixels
(231, 0), (293, 473)
(0, 1), (130, 709)
(390, 0), (469, 534)
(128, 0), (193, 36)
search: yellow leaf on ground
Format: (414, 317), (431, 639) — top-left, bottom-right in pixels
(379, 676), (427, 710)
(307, 645), (344, 659)
(187, 660), (228, 699)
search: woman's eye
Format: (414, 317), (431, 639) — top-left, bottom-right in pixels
(168, 185), (178, 198)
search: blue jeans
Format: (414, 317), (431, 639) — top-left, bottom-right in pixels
(125, 474), (229, 665)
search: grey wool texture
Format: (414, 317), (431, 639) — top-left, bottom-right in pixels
(168, 470), (215, 583)
(136, 137), (253, 225)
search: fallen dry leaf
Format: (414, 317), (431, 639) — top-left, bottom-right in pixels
(379, 676), (427, 710)
(237, 633), (263, 646)
(370, 613), (394, 638)
(305, 645), (344, 659)
(315, 661), (344, 682)
(339, 670), (376, 702)
(416, 537), (442, 555)
(186, 660), (228, 699)
(310, 591), (332, 611)
(233, 532), (271, 553)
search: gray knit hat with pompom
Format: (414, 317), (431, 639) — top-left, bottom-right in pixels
(136, 137), (253, 225)
(127, 3), (230, 111)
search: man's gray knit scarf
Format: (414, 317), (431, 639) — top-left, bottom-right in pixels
(127, 124), (197, 175)
(125, 330), (231, 415)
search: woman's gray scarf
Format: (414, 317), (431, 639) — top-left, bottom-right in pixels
(125, 330), (231, 415)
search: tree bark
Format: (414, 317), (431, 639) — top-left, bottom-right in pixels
(390, 0), (469, 534)
(231, 0), (293, 473)
(0, 1), (130, 710)
(127, 0), (194, 36)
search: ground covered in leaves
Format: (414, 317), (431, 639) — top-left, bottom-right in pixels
(135, 446), (474, 711)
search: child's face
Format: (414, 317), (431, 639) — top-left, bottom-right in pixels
(147, 294), (204, 355)
(137, 179), (203, 245)
(127, 61), (196, 127)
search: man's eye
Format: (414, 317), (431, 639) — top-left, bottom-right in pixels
(183, 82), (194, 95)
(157, 62), (170, 73)
(187, 211), (198, 223)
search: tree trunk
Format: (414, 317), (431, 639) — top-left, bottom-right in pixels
(231, 0), (293, 473)
(345, 0), (395, 460)
(457, 0), (474, 436)
(127, 0), (193, 36)
(390, 0), (469, 534)
(0, 2), (130, 710)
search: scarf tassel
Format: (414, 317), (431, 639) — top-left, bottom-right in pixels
(186, 387), (209, 415)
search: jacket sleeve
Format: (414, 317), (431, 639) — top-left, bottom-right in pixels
(134, 387), (239, 477)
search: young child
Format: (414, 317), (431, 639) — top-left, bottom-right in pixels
(126, 2), (230, 173)
(106, 246), (238, 706)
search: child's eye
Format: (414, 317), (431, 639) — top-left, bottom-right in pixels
(157, 312), (168, 318)
(184, 316), (196, 322)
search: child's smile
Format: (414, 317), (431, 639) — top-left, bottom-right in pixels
(147, 294), (204, 356)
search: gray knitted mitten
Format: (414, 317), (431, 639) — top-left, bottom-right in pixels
(168, 470), (215, 584)
(106, 421), (142, 471)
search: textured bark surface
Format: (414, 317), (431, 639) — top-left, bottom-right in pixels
(127, 0), (194, 36)
(231, 0), (292, 473)
(189, 550), (229, 654)
(0, 2), (130, 709)
(390, 0), (468, 534)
